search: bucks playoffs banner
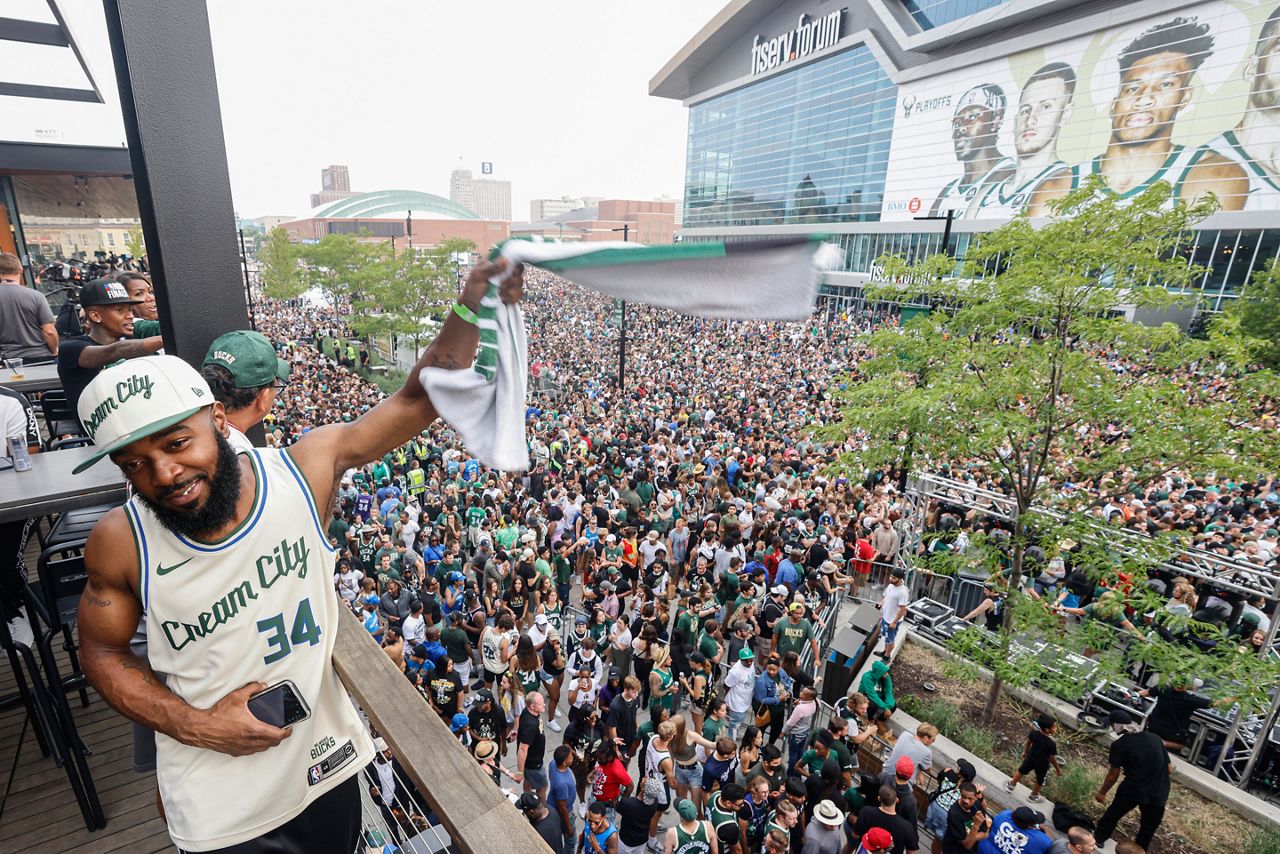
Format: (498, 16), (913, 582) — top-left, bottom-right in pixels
(880, 0), (1280, 220)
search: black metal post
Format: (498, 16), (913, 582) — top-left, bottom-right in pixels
(611, 223), (630, 390)
(238, 228), (255, 331)
(102, 0), (250, 364)
(914, 209), (956, 257)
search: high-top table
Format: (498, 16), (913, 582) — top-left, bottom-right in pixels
(0, 445), (126, 523)
(1, 362), (61, 395)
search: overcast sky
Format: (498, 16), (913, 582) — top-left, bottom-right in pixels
(204, 1), (718, 220)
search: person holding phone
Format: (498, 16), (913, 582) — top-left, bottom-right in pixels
(74, 261), (525, 853)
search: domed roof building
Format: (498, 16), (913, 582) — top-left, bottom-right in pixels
(282, 189), (508, 255)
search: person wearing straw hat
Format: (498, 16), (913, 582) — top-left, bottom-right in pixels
(73, 260), (524, 853)
(803, 800), (845, 854)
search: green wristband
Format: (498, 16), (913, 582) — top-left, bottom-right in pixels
(452, 302), (479, 325)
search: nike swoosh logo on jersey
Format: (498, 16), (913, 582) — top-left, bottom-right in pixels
(156, 557), (195, 576)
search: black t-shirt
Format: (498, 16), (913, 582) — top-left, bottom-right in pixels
(1110, 731), (1171, 805)
(615, 796), (658, 847)
(1025, 728), (1057, 769)
(56, 335), (108, 414)
(854, 805), (918, 854)
(606, 693), (640, 742)
(531, 810), (564, 853)
(1146, 688), (1212, 742)
(942, 802), (985, 854)
(541, 642), (565, 677)
(518, 709), (546, 770)
(469, 705), (505, 742)
(429, 670), (463, 716)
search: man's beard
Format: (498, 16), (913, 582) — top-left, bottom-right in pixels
(139, 431), (244, 539)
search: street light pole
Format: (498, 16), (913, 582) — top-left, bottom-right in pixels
(611, 224), (630, 390)
(238, 228), (255, 330)
(913, 209), (956, 257)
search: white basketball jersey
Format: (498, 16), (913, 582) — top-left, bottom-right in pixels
(934, 158), (1013, 218)
(127, 448), (373, 851)
(971, 162), (1067, 220)
(1201, 131), (1280, 211)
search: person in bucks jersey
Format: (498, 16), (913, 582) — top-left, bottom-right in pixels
(74, 259), (524, 853)
(1199, 5), (1280, 211)
(1028, 17), (1248, 214)
(969, 63), (1075, 220)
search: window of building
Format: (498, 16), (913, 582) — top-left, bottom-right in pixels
(899, 0), (1009, 31)
(684, 45), (897, 229)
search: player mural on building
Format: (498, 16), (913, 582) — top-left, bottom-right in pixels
(1201, 4), (1280, 210)
(1028, 17), (1248, 214)
(930, 84), (1014, 216)
(970, 63), (1076, 219)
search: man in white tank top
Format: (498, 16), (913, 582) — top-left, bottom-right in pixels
(74, 259), (525, 853)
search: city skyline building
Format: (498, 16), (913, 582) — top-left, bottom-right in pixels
(450, 168), (512, 221)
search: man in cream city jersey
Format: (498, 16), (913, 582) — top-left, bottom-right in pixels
(1028, 17), (1248, 215)
(969, 63), (1075, 220)
(74, 258), (524, 854)
(1200, 5), (1280, 210)
(929, 84), (1013, 218)
(201, 330), (291, 453)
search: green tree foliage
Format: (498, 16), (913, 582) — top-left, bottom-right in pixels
(295, 231), (386, 306)
(834, 177), (1280, 719)
(349, 239), (471, 358)
(124, 225), (146, 260)
(1221, 256), (1280, 370)
(260, 227), (304, 300)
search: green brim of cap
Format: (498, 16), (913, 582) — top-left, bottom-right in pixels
(276, 358), (292, 381)
(73, 406), (204, 475)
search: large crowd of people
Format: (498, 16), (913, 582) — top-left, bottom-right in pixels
(229, 261), (1278, 854)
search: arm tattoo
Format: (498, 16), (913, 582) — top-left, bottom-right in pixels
(120, 655), (160, 688)
(83, 592), (111, 608)
(424, 351), (461, 370)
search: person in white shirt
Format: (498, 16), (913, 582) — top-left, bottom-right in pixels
(201, 330), (291, 452)
(723, 647), (757, 740)
(334, 564), (364, 606)
(880, 567), (912, 659)
(401, 601), (427, 647)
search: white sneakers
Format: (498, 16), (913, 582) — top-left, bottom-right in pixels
(549, 720), (562, 732)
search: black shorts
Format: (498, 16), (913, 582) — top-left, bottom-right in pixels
(483, 667), (505, 685)
(180, 774), (360, 854)
(1018, 759), (1049, 784)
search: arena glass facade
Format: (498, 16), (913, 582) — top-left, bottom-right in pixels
(655, 0), (1280, 314)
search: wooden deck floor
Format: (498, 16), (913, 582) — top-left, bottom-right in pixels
(0, 637), (175, 852)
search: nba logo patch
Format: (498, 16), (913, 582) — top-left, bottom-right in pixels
(308, 765), (322, 786)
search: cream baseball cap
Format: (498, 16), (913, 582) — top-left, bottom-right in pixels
(74, 355), (214, 474)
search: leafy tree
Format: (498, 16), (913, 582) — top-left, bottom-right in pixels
(260, 227), (304, 300)
(349, 239), (471, 359)
(124, 225), (146, 260)
(834, 177), (1280, 720)
(296, 232), (387, 308)
(1220, 256), (1280, 370)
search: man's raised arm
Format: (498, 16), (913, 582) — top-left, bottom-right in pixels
(77, 509), (290, 756)
(288, 258), (524, 506)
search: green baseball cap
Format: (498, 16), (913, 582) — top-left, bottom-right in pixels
(203, 330), (291, 389)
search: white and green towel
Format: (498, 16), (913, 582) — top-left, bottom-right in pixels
(421, 237), (839, 471)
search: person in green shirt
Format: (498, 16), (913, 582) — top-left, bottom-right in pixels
(371, 459), (390, 486)
(697, 619), (723, 669)
(494, 518), (520, 552)
(534, 545), (552, 581)
(793, 731), (833, 778)
(553, 544), (573, 600)
(771, 604), (817, 662)
(327, 509), (350, 545)
(702, 700), (728, 741)
(718, 558), (741, 605)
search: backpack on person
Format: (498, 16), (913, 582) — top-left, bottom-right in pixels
(1051, 800), (1096, 833)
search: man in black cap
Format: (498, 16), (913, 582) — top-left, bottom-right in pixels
(1093, 708), (1172, 850)
(516, 790), (565, 853)
(57, 277), (164, 411)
